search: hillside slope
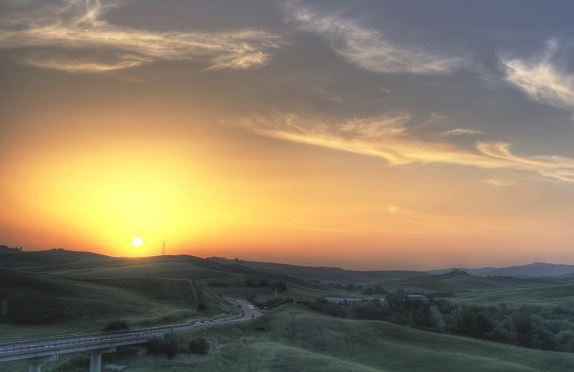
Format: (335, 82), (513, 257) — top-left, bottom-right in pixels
(125, 305), (574, 372)
(0, 268), (231, 339)
(429, 262), (574, 278)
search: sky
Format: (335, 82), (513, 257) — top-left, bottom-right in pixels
(1, 0), (574, 269)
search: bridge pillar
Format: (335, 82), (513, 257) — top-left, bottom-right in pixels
(89, 347), (116, 372)
(27, 355), (58, 372)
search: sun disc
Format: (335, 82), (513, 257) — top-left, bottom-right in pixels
(131, 236), (143, 247)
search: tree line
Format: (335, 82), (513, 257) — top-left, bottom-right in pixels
(304, 290), (574, 352)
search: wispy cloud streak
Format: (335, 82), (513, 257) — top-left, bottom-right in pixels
(0, 0), (282, 73)
(242, 113), (574, 183)
(284, 3), (463, 75)
(502, 40), (574, 111)
(441, 128), (482, 137)
(482, 179), (515, 187)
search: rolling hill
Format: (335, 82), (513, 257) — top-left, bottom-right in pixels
(4, 248), (574, 370)
(99, 305), (574, 372)
(429, 262), (574, 278)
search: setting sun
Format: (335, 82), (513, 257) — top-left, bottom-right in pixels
(131, 237), (143, 247)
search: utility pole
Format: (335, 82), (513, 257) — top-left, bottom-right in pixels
(162, 241), (165, 256)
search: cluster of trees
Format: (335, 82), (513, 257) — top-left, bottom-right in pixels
(361, 285), (387, 296)
(328, 283), (387, 296)
(254, 296), (295, 310)
(306, 291), (574, 353)
(146, 335), (209, 358)
(243, 279), (288, 300)
(244, 279), (287, 292)
(447, 304), (574, 351)
(0, 245), (23, 252)
(303, 298), (346, 318)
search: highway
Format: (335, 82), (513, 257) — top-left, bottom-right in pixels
(0, 298), (260, 370)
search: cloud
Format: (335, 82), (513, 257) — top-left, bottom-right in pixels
(476, 142), (574, 183)
(482, 179), (515, 187)
(440, 128), (482, 137)
(338, 116), (410, 138)
(14, 51), (151, 73)
(242, 113), (574, 183)
(502, 40), (574, 111)
(284, 3), (463, 75)
(386, 204), (434, 223)
(0, 0), (282, 73)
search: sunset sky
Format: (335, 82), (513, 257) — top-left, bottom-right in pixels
(1, 0), (574, 269)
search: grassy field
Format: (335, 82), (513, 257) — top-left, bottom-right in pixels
(452, 283), (574, 307)
(8, 305), (574, 372)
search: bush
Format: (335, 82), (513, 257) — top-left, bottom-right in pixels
(305, 299), (345, 317)
(103, 320), (129, 332)
(556, 330), (574, 351)
(254, 297), (294, 310)
(188, 337), (209, 355)
(208, 281), (229, 287)
(276, 281), (288, 293)
(146, 336), (179, 358)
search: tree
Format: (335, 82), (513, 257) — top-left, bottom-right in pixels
(188, 337), (209, 355)
(556, 330), (574, 352)
(276, 281), (288, 293)
(430, 306), (445, 332)
(362, 287), (374, 296)
(373, 285), (386, 295)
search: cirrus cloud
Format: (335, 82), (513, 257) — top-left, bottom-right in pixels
(440, 128), (482, 137)
(241, 113), (574, 183)
(0, 0), (283, 73)
(502, 40), (574, 111)
(284, 2), (464, 75)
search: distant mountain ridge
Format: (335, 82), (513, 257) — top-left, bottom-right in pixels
(428, 262), (574, 278)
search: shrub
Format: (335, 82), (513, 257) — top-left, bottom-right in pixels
(188, 337), (209, 355)
(103, 320), (129, 332)
(254, 297), (294, 310)
(208, 281), (228, 287)
(276, 281), (288, 293)
(146, 336), (179, 358)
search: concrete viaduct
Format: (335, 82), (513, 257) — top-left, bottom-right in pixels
(0, 298), (260, 372)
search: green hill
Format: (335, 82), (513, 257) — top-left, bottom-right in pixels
(199, 258), (574, 299)
(29, 253), (354, 302)
(0, 248), (112, 273)
(0, 268), (231, 339)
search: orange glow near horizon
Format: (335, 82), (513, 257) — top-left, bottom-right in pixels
(1, 123), (572, 268)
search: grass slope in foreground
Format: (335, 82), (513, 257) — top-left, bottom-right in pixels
(95, 305), (574, 372)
